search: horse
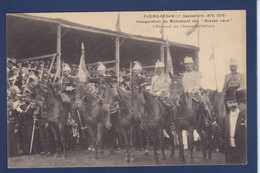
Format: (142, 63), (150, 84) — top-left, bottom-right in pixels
(115, 87), (136, 162)
(207, 89), (226, 127)
(207, 89), (226, 151)
(74, 83), (117, 159)
(34, 83), (69, 156)
(169, 75), (221, 162)
(135, 90), (175, 163)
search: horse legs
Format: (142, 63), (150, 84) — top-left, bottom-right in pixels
(165, 127), (175, 159)
(148, 130), (159, 163)
(121, 128), (130, 162)
(144, 135), (150, 156)
(176, 129), (185, 162)
(58, 122), (67, 157)
(97, 123), (104, 156)
(129, 126), (135, 162)
(196, 129), (207, 160)
(207, 132), (213, 159)
(49, 124), (61, 155)
(87, 126), (98, 159)
(158, 128), (166, 161)
(187, 128), (194, 162)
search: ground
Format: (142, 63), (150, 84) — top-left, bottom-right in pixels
(8, 148), (225, 168)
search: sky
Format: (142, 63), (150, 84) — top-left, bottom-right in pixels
(27, 10), (246, 91)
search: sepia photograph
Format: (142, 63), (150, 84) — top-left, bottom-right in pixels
(6, 10), (247, 168)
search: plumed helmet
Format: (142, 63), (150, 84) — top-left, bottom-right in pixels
(63, 63), (71, 72)
(132, 61), (142, 70)
(184, 56), (194, 64)
(97, 62), (106, 71)
(155, 60), (164, 68)
(229, 58), (238, 66)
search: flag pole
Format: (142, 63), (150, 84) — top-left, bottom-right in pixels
(197, 18), (200, 70)
(197, 19), (200, 48)
(129, 61), (132, 86)
(212, 44), (218, 91)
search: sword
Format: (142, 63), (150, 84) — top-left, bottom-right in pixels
(77, 110), (86, 139)
(29, 107), (39, 154)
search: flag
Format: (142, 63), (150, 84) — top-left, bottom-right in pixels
(115, 13), (121, 32)
(78, 42), (89, 83)
(166, 45), (173, 74)
(185, 22), (199, 36)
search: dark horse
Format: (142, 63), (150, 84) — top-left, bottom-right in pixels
(34, 83), (69, 156)
(207, 89), (226, 128)
(116, 87), (136, 162)
(207, 89), (225, 151)
(169, 75), (221, 162)
(74, 83), (116, 159)
(136, 90), (175, 163)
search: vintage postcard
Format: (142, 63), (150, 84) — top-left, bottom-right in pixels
(6, 10), (247, 168)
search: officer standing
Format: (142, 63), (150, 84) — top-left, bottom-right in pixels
(222, 58), (245, 96)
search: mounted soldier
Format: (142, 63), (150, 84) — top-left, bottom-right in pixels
(181, 56), (212, 120)
(130, 61), (147, 130)
(59, 63), (77, 110)
(151, 60), (172, 107)
(88, 62), (118, 129)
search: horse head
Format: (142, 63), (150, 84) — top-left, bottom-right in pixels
(117, 86), (131, 106)
(104, 84), (118, 104)
(74, 83), (95, 109)
(34, 83), (48, 107)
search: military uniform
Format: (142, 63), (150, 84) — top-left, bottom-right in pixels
(182, 71), (201, 94)
(181, 57), (214, 126)
(151, 74), (172, 106)
(11, 95), (34, 155)
(60, 75), (77, 108)
(131, 73), (147, 93)
(89, 71), (117, 129)
(222, 72), (245, 96)
(10, 97), (25, 155)
(131, 73), (147, 130)
(34, 102), (56, 155)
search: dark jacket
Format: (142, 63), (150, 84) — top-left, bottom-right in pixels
(223, 110), (247, 163)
